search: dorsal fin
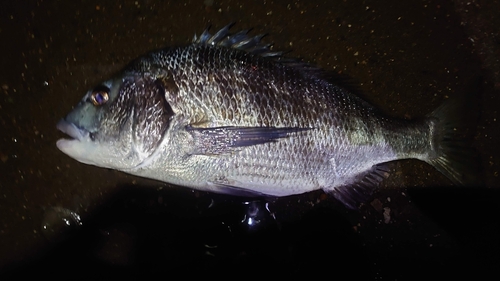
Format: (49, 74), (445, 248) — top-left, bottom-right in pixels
(191, 24), (364, 95)
(192, 23), (283, 58)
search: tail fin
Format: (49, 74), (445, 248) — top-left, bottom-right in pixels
(425, 98), (481, 186)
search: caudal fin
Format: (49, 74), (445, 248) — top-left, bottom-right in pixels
(425, 98), (481, 186)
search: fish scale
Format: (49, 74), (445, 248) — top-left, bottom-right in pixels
(57, 24), (477, 209)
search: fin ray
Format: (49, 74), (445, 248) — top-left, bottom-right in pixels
(192, 24), (281, 58)
(425, 96), (481, 186)
(328, 164), (391, 209)
(187, 126), (310, 155)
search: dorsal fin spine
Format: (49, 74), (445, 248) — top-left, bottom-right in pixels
(192, 24), (279, 58)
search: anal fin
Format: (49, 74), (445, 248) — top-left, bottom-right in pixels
(328, 164), (391, 209)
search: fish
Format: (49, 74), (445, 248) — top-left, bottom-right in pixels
(56, 24), (477, 209)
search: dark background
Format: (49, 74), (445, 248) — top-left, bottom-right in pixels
(1, 0), (499, 279)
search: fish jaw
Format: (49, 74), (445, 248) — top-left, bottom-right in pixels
(56, 119), (97, 166)
(56, 118), (155, 170)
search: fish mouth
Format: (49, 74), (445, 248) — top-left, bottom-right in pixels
(56, 119), (88, 149)
(56, 119), (99, 166)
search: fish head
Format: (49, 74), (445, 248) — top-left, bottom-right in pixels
(56, 73), (175, 170)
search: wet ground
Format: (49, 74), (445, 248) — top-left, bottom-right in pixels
(1, 0), (499, 279)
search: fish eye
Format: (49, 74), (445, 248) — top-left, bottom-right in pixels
(90, 86), (110, 106)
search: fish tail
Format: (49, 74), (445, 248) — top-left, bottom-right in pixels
(424, 98), (481, 186)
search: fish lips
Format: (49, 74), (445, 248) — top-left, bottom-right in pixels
(56, 119), (89, 149)
(56, 119), (104, 166)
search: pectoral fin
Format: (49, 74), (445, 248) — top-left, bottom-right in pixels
(187, 126), (310, 155)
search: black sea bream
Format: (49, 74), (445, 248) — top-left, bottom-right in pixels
(56, 24), (474, 209)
